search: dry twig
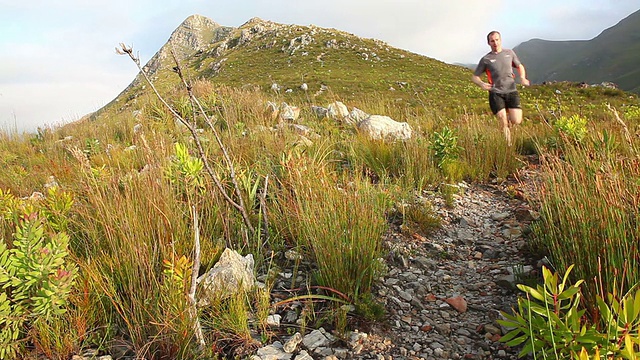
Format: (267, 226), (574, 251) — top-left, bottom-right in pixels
(606, 103), (636, 153)
(117, 42), (256, 239)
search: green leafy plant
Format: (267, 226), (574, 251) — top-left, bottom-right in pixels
(83, 138), (101, 157)
(499, 265), (601, 358)
(500, 265), (640, 359)
(430, 126), (462, 169)
(596, 284), (640, 358)
(623, 105), (640, 120)
(555, 114), (588, 142)
(0, 190), (78, 359)
(166, 142), (205, 195)
(595, 129), (619, 156)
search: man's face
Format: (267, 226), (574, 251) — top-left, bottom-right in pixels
(488, 33), (502, 52)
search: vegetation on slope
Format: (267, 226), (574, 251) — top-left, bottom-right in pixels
(0, 14), (639, 359)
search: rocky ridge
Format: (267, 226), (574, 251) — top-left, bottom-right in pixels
(117, 14), (405, 102)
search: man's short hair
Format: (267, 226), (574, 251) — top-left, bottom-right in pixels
(487, 31), (501, 42)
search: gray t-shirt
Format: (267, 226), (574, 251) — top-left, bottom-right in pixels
(474, 49), (522, 93)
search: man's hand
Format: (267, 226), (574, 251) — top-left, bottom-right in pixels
(471, 75), (492, 91)
(521, 78), (531, 86)
(471, 75), (493, 91)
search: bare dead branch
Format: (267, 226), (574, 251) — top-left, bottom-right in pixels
(260, 175), (270, 243)
(117, 43), (256, 239)
(534, 103), (553, 129)
(189, 206), (205, 350)
(167, 46), (256, 239)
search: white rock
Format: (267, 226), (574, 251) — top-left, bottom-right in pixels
(356, 115), (412, 141)
(279, 103), (300, 121)
(266, 314), (281, 327)
(326, 101), (349, 121)
(293, 350), (313, 360)
(348, 107), (369, 124)
(283, 332), (302, 353)
(197, 248), (256, 305)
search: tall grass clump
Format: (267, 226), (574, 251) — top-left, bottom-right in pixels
(0, 130), (56, 194)
(399, 136), (442, 190)
(273, 142), (390, 307)
(532, 138), (640, 314)
(347, 135), (407, 183)
(456, 113), (528, 181)
(296, 178), (389, 302)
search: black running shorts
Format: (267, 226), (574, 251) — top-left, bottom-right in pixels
(489, 91), (521, 114)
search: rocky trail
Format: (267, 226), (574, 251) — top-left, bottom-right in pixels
(255, 161), (543, 360)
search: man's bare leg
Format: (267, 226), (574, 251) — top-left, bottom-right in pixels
(507, 108), (523, 146)
(508, 108), (523, 126)
(496, 109), (511, 146)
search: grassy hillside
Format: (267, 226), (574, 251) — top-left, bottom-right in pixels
(515, 9), (640, 93)
(98, 16), (488, 121)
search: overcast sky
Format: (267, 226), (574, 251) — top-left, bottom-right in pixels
(1, 1), (639, 133)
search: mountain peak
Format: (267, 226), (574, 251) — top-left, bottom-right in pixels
(169, 14), (223, 51)
(140, 14), (232, 77)
(109, 14), (471, 116)
(242, 17), (267, 26)
(176, 14), (220, 30)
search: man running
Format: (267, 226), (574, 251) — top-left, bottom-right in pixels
(472, 31), (530, 146)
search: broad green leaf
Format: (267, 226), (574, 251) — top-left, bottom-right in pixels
(529, 303), (551, 317)
(560, 264), (574, 291)
(597, 295), (614, 323)
(505, 334), (528, 347)
(557, 286), (580, 300)
(517, 284), (547, 302)
(634, 289), (640, 321)
(499, 329), (522, 343)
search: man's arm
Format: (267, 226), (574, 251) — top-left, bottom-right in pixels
(472, 75), (492, 91)
(518, 64), (530, 86)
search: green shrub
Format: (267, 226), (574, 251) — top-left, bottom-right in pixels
(499, 265), (640, 359)
(430, 126), (462, 169)
(166, 142), (205, 193)
(554, 114), (588, 142)
(0, 189), (77, 359)
(623, 105), (640, 120)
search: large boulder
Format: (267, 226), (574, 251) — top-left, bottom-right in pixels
(197, 248), (256, 305)
(356, 115), (413, 141)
